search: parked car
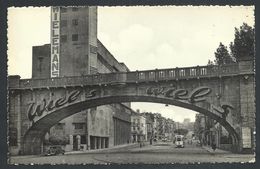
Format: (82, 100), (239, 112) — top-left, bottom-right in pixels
(162, 138), (167, 142)
(45, 146), (65, 156)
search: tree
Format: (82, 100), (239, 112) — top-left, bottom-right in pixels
(214, 42), (234, 65)
(207, 60), (214, 66)
(229, 23), (255, 61)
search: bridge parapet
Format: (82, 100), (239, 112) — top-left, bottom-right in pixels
(9, 63), (250, 90)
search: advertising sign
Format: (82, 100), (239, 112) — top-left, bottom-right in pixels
(242, 127), (252, 148)
(51, 7), (60, 77)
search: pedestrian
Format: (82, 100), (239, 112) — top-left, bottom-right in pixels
(197, 140), (200, 147)
(211, 142), (216, 151)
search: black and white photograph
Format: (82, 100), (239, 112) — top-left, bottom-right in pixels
(7, 5), (255, 164)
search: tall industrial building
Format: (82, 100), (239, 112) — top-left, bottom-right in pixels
(32, 6), (132, 152)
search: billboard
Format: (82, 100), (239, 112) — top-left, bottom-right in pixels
(242, 127), (252, 148)
(50, 7), (60, 77)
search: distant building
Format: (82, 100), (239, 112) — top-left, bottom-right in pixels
(182, 118), (194, 131)
(152, 113), (164, 140)
(175, 122), (184, 130)
(183, 118), (191, 124)
(141, 112), (155, 141)
(153, 114), (159, 140)
(164, 118), (175, 141)
(152, 113), (176, 140)
(131, 113), (147, 142)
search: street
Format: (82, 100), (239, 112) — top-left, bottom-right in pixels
(9, 141), (255, 164)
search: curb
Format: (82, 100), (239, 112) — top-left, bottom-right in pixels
(202, 146), (230, 154)
(65, 143), (139, 155)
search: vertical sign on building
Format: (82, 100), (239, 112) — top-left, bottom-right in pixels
(51, 7), (60, 77)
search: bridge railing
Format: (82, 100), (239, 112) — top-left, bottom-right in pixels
(14, 64), (240, 89)
(125, 64), (239, 82)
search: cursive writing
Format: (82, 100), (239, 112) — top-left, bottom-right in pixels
(146, 86), (211, 103)
(27, 90), (81, 122)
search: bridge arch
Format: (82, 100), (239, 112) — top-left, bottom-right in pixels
(23, 95), (240, 155)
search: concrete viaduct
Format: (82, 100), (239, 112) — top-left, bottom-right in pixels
(8, 60), (255, 155)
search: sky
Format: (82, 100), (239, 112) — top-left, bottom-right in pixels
(7, 6), (254, 122)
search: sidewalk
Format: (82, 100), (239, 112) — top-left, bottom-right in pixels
(202, 146), (230, 154)
(65, 143), (139, 155)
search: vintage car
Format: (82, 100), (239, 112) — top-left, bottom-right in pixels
(45, 146), (65, 156)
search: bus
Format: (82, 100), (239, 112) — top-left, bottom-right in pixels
(175, 135), (185, 148)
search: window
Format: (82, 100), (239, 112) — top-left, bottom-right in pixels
(190, 68), (196, 76)
(60, 20), (67, 27)
(179, 69), (185, 77)
(61, 35), (67, 42)
(72, 34), (78, 41)
(60, 7), (67, 13)
(81, 135), (86, 144)
(38, 57), (43, 72)
(72, 7), (79, 11)
(169, 70), (175, 77)
(200, 68), (207, 75)
(72, 19), (78, 26)
(74, 123), (84, 129)
(149, 72), (155, 79)
(138, 72), (145, 80)
(159, 71), (165, 78)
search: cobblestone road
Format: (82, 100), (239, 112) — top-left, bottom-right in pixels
(9, 142), (255, 164)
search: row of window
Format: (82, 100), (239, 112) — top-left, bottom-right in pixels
(132, 119), (140, 124)
(74, 123), (85, 129)
(131, 122), (144, 127)
(137, 68), (208, 80)
(61, 34), (78, 42)
(132, 126), (140, 131)
(60, 19), (78, 27)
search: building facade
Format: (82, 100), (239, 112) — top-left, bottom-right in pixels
(139, 112), (176, 142)
(9, 6), (132, 155)
(164, 118), (175, 141)
(131, 113), (147, 143)
(141, 112), (154, 141)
